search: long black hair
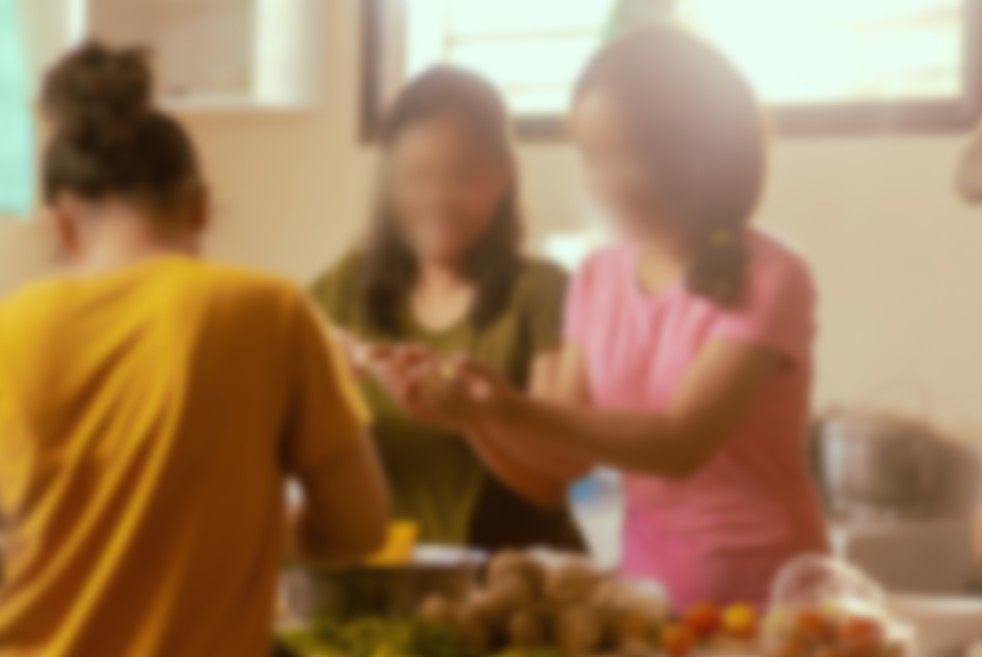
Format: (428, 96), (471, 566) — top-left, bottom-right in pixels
(41, 42), (203, 216)
(575, 26), (767, 306)
(361, 66), (523, 335)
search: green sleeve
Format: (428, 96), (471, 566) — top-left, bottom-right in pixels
(519, 259), (569, 355)
(308, 251), (364, 329)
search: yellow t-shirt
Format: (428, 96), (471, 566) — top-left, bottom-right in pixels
(0, 256), (368, 657)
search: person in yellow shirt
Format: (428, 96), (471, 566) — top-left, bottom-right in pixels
(0, 43), (389, 657)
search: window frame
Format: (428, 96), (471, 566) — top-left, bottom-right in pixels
(361, 0), (982, 141)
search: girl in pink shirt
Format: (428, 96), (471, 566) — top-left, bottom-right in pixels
(377, 25), (828, 609)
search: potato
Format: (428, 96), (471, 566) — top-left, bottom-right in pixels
(613, 609), (654, 646)
(456, 590), (508, 651)
(462, 589), (508, 625)
(488, 550), (529, 581)
(488, 573), (537, 611)
(487, 550), (546, 594)
(555, 603), (605, 655)
(417, 593), (455, 626)
(592, 577), (621, 607)
(619, 634), (655, 657)
(506, 608), (550, 648)
(456, 610), (492, 652)
(544, 558), (603, 606)
(595, 578), (669, 627)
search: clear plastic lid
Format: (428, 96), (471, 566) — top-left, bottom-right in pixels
(765, 555), (914, 656)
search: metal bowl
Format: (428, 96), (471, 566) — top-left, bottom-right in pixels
(280, 546), (485, 623)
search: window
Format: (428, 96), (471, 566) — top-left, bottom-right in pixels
(362, 0), (982, 137)
(0, 0), (34, 215)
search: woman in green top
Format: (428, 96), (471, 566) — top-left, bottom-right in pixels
(311, 67), (588, 549)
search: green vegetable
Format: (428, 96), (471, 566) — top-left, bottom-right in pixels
(491, 650), (565, 657)
(279, 618), (482, 657)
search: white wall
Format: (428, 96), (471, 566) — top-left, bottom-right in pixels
(2, 0), (981, 441)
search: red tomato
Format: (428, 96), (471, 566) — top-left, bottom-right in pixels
(838, 615), (886, 657)
(684, 601), (722, 638)
(662, 623), (698, 657)
(793, 609), (836, 644)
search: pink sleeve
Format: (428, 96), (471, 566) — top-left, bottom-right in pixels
(708, 252), (816, 366)
(563, 254), (597, 344)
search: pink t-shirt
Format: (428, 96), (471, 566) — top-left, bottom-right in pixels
(565, 230), (828, 609)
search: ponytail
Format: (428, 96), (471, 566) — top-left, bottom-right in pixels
(687, 228), (750, 306)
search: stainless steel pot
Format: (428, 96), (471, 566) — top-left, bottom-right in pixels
(279, 546), (485, 624)
(814, 411), (950, 521)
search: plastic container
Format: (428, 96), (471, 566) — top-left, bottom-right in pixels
(764, 555), (915, 657)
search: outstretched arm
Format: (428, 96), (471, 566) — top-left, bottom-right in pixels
(373, 346), (591, 508)
(419, 339), (786, 480)
(460, 344), (594, 506)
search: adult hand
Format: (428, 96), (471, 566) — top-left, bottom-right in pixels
(330, 327), (393, 381)
(370, 349), (521, 432)
(366, 344), (432, 408)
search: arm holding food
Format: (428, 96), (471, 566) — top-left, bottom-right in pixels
(455, 263), (596, 492)
(394, 250), (812, 480)
(458, 347), (594, 507)
(395, 339), (784, 480)
(371, 344), (592, 507)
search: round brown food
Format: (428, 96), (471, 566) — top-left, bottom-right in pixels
(417, 593), (456, 626)
(506, 607), (550, 648)
(488, 573), (538, 610)
(555, 603), (606, 655)
(487, 550), (546, 595)
(545, 558), (603, 607)
(457, 611), (492, 652)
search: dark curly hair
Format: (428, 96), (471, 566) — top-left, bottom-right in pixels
(40, 42), (203, 214)
(575, 25), (767, 306)
(361, 66), (523, 335)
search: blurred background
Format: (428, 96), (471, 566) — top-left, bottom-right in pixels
(5, 0), (982, 440)
(2, 0), (982, 629)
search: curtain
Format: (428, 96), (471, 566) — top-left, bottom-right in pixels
(0, 0), (34, 216)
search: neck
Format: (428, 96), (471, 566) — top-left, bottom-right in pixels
(634, 225), (694, 295)
(72, 207), (198, 275)
(415, 257), (468, 290)
(638, 226), (693, 269)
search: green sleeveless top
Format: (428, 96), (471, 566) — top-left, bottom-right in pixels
(310, 252), (582, 549)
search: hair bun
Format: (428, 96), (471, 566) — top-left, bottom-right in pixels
(42, 41), (152, 125)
